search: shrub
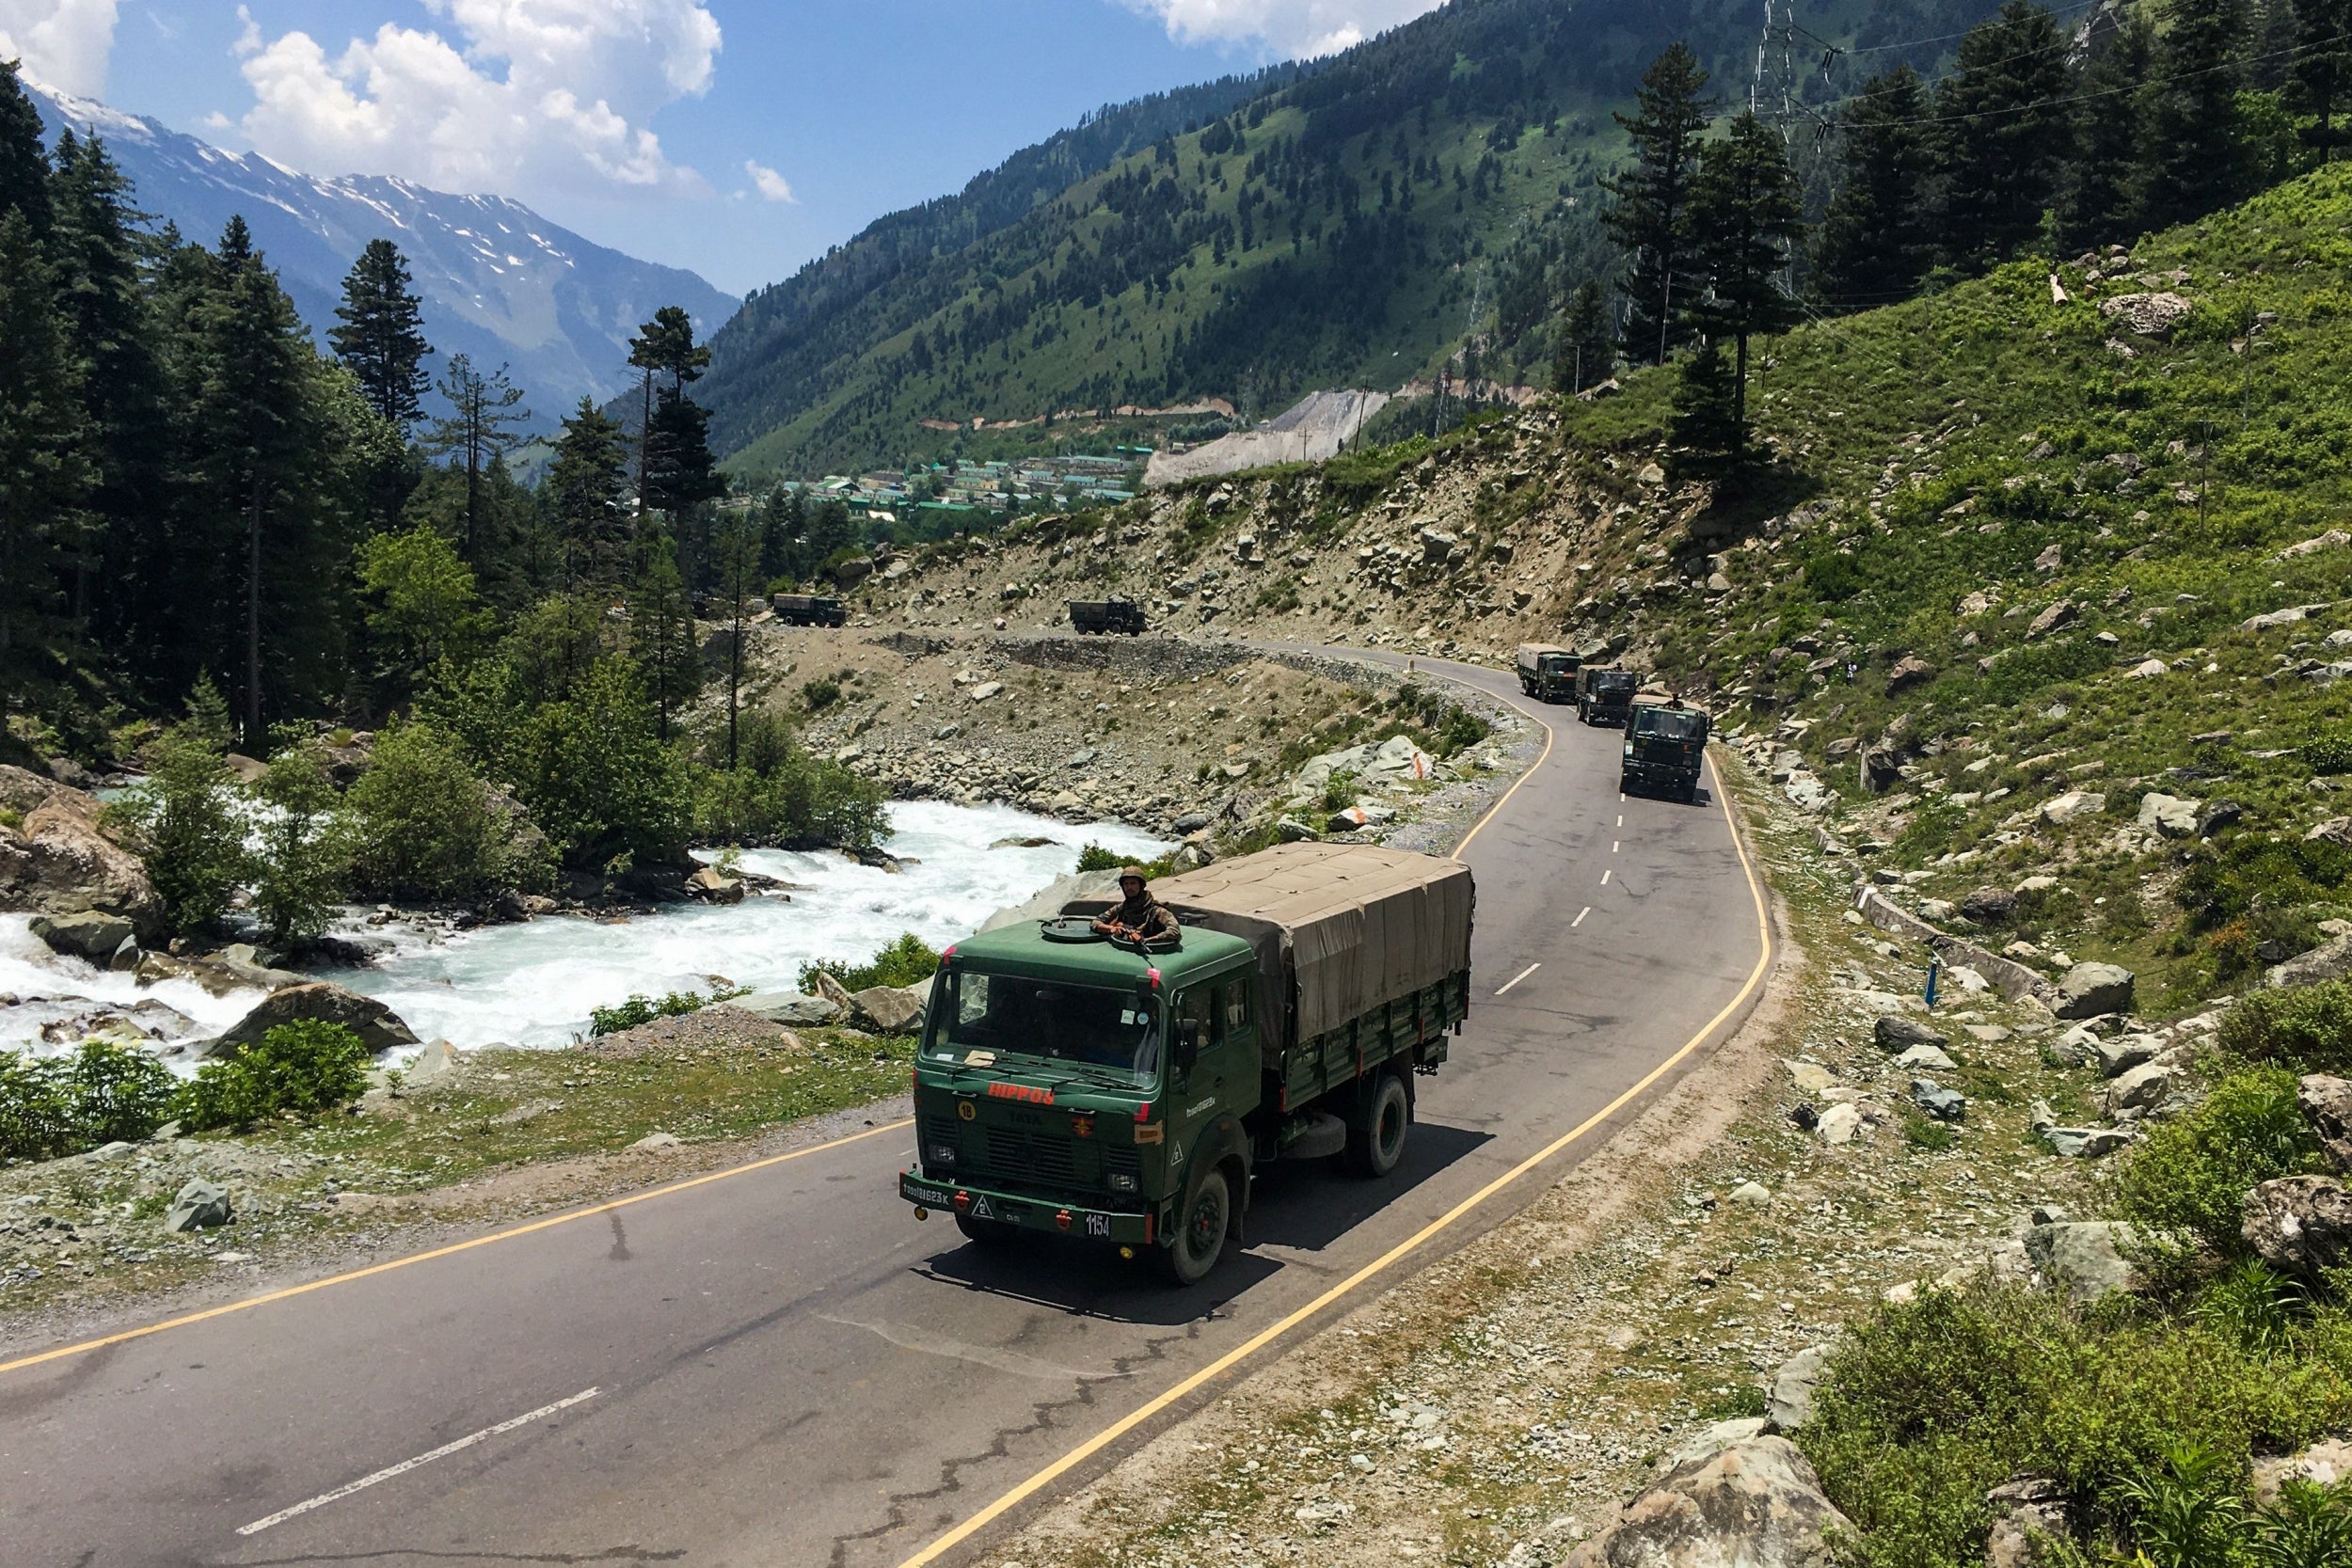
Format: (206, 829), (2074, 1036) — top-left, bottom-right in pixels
(2119, 1069), (2322, 1264)
(0, 1052), (72, 1162)
(345, 722), (545, 899)
(801, 677), (841, 712)
(1076, 843), (1126, 873)
(2219, 983), (2352, 1074)
(2305, 722), (2352, 777)
(694, 744), (887, 852)
(251, 741), (349, 945)
(1320, 769), (1360, 813)
(0, 1044), (162, 1163)
(588, 988), (739, 1037)
(109, 728), (250, 937)
(509, 657), (696, 871)
(798, 932), (940, 995)
(182, 1021), (372, 1131)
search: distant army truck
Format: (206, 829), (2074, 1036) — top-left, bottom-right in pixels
(1620, 702), (1711, 802)
(1577, 667), (1637, 726)
(1069, 597), (1148, 635)
(771, 593), (847, 627)
(899, 843), (1474, 1284)
(1514, 643), (1582, 703)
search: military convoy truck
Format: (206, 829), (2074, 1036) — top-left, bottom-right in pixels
(1577, 667), (1637, 726)
(1621, 702), (1711, 802)
(899, 843), (1474, 1284)
(771, 593), (848, 626)
(1514, 643), (1582, 703)
(1068, 597), (1148, 635)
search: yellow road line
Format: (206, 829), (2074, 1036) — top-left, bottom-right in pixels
(0, 1117), (914, 1379)
(893, 750), (1773, 1567)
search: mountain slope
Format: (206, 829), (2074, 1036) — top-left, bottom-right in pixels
(31, 85), (736, 425)
(696, 0), (2011, 480)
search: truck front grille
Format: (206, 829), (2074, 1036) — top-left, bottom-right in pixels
(925, 1113), (1139, 1198)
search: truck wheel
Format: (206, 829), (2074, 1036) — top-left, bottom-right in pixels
(954, 1212), (1018, 1246)
(1345, 1073), (1411, 1178)
(1161, 1168), (1232, 1285)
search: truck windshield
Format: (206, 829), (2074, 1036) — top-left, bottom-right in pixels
(925, 971), (1162, 1085)
(1593, 673), (1634, 693)
(1540, 657), (1575, 674)
(1639, 710), (1708, 741)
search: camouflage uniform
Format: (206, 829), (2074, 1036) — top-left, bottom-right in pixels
(1096, 868), (1179, 941)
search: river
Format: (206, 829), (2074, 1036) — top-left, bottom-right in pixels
(0, 801), (1167, 1060)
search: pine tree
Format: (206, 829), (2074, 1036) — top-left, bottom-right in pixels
(2293, 0), (2352, 162)
(1551, 279), (1613, 393)
(644, 384), (725, 520)
(2140, 0), (2256, 229)
(547, 397), (631, 590)
(712, 503), (762, 770)
(330, 239), (433, 432)
(628, 531), (700, 742)
(1686, 113), (1805, 450)
(50, 130), (164, 657)
(1815, 66), (1934, 310)
(421, 354), (531, 568)
(2058, 15), (2157, 251)
(0, 59), (51, 235)
(627, 306), (711, 530)
(1669, 341), (1744, 467)
(1935, 2), (2075, 272)
(1602, 44), (1717, 366)
(0, 207), (89, 712)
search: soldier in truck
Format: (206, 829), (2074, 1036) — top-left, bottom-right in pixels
(1092, 867), (1179, 945)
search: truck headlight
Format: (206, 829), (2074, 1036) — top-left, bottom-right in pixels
(929, 1143), (957, 1165)
(1106, 1171), (1138, 1192)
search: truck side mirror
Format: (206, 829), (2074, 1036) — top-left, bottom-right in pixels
(1173, 1022), (1202, 1080)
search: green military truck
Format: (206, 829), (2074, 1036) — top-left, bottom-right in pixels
(1577, 667), (1637, 726)
(771, 593), (848, 627)
(899, 843), (1474, 1284)
(1069, 597), (1148, 635)
(1620, 701), (1711, 802)
(1514, 643), (1582, 703)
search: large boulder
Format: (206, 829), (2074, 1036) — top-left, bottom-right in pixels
(1764, 1345), (1829, 1433)
(2242, 1176), (2352, 1275)
(1565, 1436), (1851, 1568)
(0, 769), (160, 935)
(28, 910), (135, 961)
(2137, 793), (2201, 838)
(1984, 1477), (2072, 1568)
(2105, 1062), (2178, 1116)
(2267, 935), (2352, 990)
(850, 984), (928, 1036)
(165, 1179), (231, 1233)
(1874, 1015), (1947, 1053)
(732, 990), (843, 1027)
(979, 869), (1124, 932)
(2026, 1221), (2139, 1305)
(2055, 962), (2135, 1020)
(203, 981), (420, 1059)
(2299, 1075), (2352, 1172)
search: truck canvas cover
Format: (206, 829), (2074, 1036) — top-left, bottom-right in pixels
(1516, 642), (1574, 670)
(1065, 843), (1473, 1054)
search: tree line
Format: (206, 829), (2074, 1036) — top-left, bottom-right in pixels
(1563, 0), (2352, 458)
(0, 59), (885, 915)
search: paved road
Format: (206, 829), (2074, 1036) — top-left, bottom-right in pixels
(0, 649), (1770, 1568)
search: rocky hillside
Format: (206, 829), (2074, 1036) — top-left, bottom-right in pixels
(818, 158), (2352, 1028)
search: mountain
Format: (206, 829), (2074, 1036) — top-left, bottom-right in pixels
(30, 84), (737, 428)
(693, 0), (2012, 481)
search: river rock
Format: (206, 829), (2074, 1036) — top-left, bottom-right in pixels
(1895, 1043), (1957, 1072)
(1565, 1436), (1851, 1568)
(1985, 1477), (2071, 1568)
(1816, 1102), (1863, 1144)
(2041, 791), (2106, 827)
(2242, 1176), (2352, 1275)
(2056, 962), (2134, 1019)
(1764, 1345), (1829, 1433)
(2026, 1221), (2139, 1304)
(165, 1179), (231, 1233)
(732, 991), (843, 1027)
(2299, 1075), (2352, 1172)
(1910, 1078), (1965, 1121)
(685, 864), (745, 904)
(28, 911), (134, 961)
(0, 769), (160, 934)
(812, 971), (855, 1009)
(2094, 1036), (2160, 1077)
(1874, 1015), (1947, 1053)
(2042, 1126), (2131, 1159)
(850, 984), (928, 1035)
(203, 981), (421, 1059)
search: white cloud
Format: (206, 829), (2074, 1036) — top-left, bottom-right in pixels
(1115, 0), (1440, 58)
(234, 0), (722, 200)
(743, 157), (791, 202)
(0, 0), (119, 97)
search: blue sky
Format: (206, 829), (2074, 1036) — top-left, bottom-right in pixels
(1, 0), (1446, 296)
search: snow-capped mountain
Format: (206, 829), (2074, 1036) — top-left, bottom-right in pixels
(31, 85), (737, 427)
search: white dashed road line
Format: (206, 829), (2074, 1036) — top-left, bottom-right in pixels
(1494, 963), (1542, 997)
(1601, 869), (1612, 886)
(236, 1387), (602, 1537)
(1571, 907), (1591, 928)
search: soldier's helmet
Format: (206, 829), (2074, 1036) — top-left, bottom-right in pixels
(1119, 865), (1148, 884)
